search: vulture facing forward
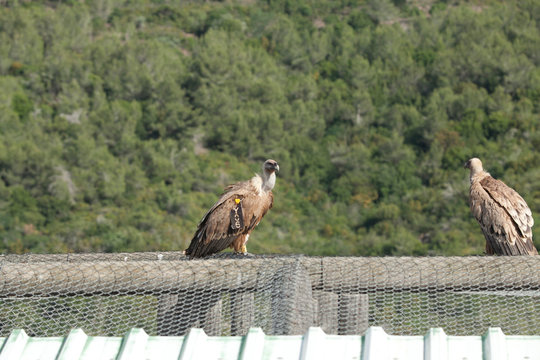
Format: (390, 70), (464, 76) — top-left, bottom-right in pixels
(465, 158), (537, 255)
(184, 159), (279, 258)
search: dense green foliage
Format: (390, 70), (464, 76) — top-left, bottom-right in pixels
(1, 0), (539, 256)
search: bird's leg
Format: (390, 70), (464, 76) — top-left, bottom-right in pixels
(240, 234), (250, 255)
(232, 234), (249, 255)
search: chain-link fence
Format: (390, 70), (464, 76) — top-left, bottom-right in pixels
(0, 253), (539, 337)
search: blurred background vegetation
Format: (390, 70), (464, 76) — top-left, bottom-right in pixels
(0, 0), (539, 256)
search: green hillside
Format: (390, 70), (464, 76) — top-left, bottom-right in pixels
(1, 0), (539, 256)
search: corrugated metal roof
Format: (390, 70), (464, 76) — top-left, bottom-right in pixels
(0, 327), (539, 360)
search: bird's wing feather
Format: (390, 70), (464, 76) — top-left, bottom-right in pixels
(240, 191), (273, 228)
(185, 178), (273, 258)
(196, 180), (253, 227)
(480, 176), (533, 235)
(472, 176), (537, 255)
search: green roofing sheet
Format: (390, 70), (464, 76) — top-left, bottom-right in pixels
(0, 327), (539, 360)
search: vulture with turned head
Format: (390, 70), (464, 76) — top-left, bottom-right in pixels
(464, 157), (537, 255)
(184, 159), (279, 258)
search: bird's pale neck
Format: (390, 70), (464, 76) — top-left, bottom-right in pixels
(261, 170), (276, 191)
(470, 168), (487, 184)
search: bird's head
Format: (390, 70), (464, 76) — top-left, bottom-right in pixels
(464, 158), (483, 175)
(263, 159), (279, 174)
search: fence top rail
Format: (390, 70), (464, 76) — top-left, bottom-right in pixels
(2, 252), (540, 263)
(0, 253), (539, 296)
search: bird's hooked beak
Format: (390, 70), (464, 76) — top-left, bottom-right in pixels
(264, 160), (279, 173)
(463, 159), (471, 169)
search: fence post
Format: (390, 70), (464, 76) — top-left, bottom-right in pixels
(231, 292), (255, 335)
(313, 290), (339, 334)
(203, 298), (223, 336)
(267, 259), (316, 335)
(156, 290), (222, 336)
(338, 294), (369, 335)
(157, 293), (179, 335)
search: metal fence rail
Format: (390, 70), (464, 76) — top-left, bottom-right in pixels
(0, 254), (539, 336)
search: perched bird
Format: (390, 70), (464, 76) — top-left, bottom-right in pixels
(184, 159), (279, 258)
(464, 157), (537, 255)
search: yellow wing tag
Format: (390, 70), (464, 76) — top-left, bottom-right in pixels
(230, 198), (244, 230)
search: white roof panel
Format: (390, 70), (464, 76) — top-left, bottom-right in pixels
(0, 327), (539, 360)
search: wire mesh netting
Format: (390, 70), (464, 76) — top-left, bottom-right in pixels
(0, 253), (539, 337)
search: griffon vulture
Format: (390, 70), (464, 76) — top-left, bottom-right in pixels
(184, 159), (279, 258)
(464, 158), (537, 255)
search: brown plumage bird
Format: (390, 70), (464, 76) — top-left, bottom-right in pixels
(184, 159), (279, 258)
(464, 157), (537, 255)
